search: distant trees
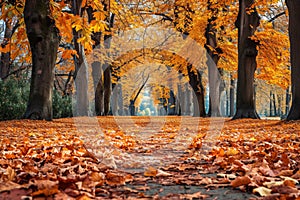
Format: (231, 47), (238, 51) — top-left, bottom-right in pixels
(0, 0), (295, 120)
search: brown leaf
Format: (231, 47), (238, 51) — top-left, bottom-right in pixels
(277, 169), (293, 177)
(280, 153), (290, 167)
(283, 179), (296, 188)
(105, 172), (126, 186)
(271, 185), (298, 194)
(231, 176), (251, 187)
(31, 180), (59, 197)
(181, 191), (209, 200)
(6, 166), (16, 181)
(0, 181), (23, 192)
(291, 170), (300, 180)
(144, 166), (158, 177)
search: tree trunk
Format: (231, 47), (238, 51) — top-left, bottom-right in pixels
(92, 61), (104, 115)
(232, 0), (260, 119)
(103, 64), (111, 115)
(74, 49), (89, 116)
(205, 1), (222, 117)
(188, 66), (205, 117)
(117, 84), (124, 115)
(176, 84), (182, 116)
(102, 12), (114, 115)
(285, 87), (290, 116)
(286, 0), (300, 120)
(0, 21), (12, 80)
(272, 92), (277, 116)
(229, 76), (235, 116)
(168, 90), (176, 115)
(23, 0), (60, 120)
(129, 75), (149, 116)
(72, 0), (89, 116)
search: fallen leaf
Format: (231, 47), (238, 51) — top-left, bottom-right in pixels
(263, 181), (284, 188)
(226, 147), (239, 156)
(181, 191), (209, 200)
(231, 176), (251, 187)
(105, 172), (126, 186)
(217, 173), (236, 180)
(31, 180), (59, 197)
(291, 170), (300, 180)
(156, 169), (172, 177)
(144, 166), (158, 177)
(0, 181), (23, 192)
(271, 185), (298, 194)
(253, 186), (272, 197)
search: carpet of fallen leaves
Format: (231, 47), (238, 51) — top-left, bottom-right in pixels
(0, 116), (300, 200)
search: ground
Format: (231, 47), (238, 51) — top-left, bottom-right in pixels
(0, 116), (299, 199)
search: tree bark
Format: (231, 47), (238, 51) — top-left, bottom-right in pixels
(205, 1), (222, 117)
(176, 84), (182, 116)
(0, 21), (12, 80)
(285, 87), (290, 116)
(103, 64), (111, 115)
(92, 61), (104, 115)
(117, 84), (124, 115)
(23, 0), (60, 120)
(102, 12), (114, 115)
(188, 66), (206, 117)
(232, 0), (260, 119)
(129, 75), (149, 116)
(72, 0), (90, 116)
(286, 0), (300, 120)
(74, 50), (89, 116)
(168, 90), (176, 115)
(229, 76), (235, 116)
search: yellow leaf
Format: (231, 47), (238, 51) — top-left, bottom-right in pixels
(253, 187), (272, 197)
(226, 147), (239, 156)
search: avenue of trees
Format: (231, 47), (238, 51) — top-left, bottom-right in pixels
(0, 0), (299, 121)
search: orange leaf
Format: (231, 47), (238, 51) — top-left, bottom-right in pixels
(144, 166), (158, 177)
(231, 176), (251, 187)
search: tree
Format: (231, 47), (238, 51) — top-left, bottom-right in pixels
(129, 75), (149, 116)
(232, 0), (260, 119)
(0, 1), (21, 80)
(205, 1), (222, 117)
(72, 0), (90, 116)
(23, 0), (60, 120)
(286, 0), (300, 120)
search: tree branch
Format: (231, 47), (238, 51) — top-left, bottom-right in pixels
(268, 11), (286, 22)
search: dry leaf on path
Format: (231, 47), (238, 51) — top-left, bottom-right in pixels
(231, 176), (251, 187)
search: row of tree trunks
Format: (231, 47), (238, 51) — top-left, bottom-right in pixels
(23, 0), (60, 120)
(89, 3), (114, 116)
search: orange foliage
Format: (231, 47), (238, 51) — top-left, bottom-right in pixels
(0, 117), (300, 198)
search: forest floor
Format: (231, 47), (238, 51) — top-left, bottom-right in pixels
(0, 116), (300, 200)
